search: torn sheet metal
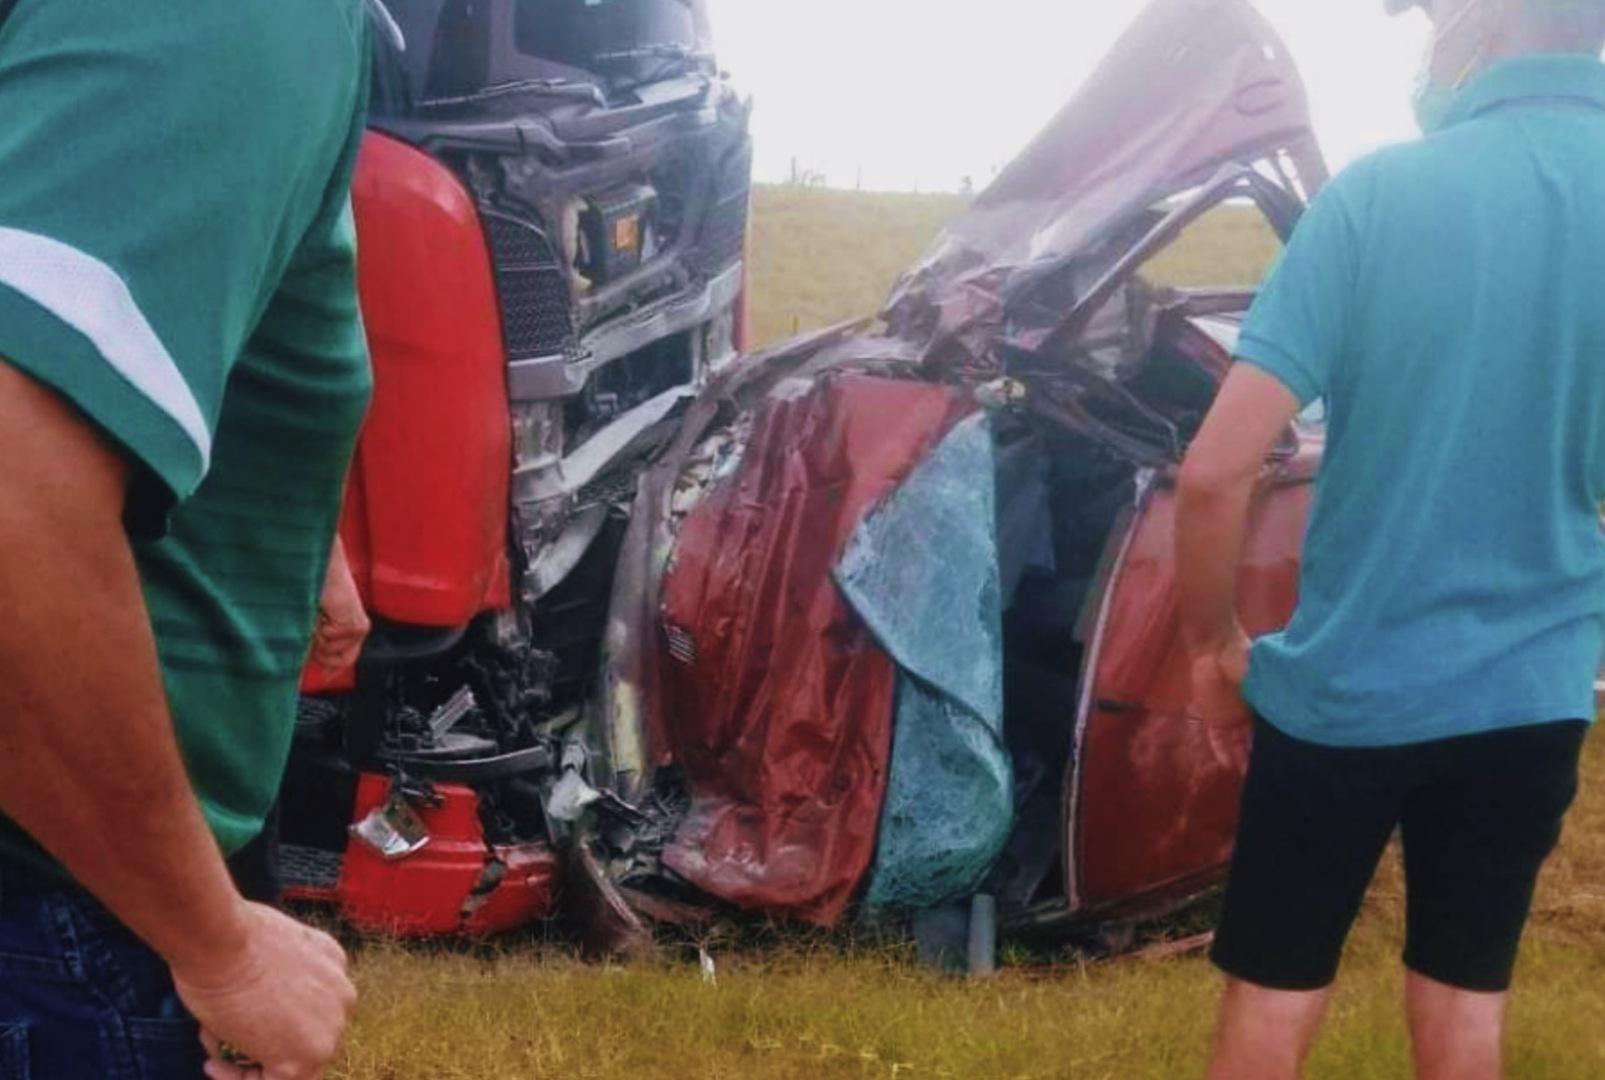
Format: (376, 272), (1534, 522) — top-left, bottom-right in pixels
(835, 414), (1013, 910)
(657, 374), (973, 924)
(883, 0), (1326, 382)
(545, 772), (600, 824)
(594, 320), (877, 803)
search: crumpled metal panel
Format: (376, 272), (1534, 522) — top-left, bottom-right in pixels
(594, 321), (876, 802)
(656, 374), (973, 924)
(883, 0), (1326, 379)
(835, 414), (1013, 910)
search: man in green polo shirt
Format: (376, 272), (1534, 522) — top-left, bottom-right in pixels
(0, 2), (371, 1077)
(1177, 1), (1605, 1077)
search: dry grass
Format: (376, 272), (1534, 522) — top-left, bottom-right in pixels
(338, 915), (1605, 1079)
(1143, 203), (1284, 291)
(333, 186), (1605, 1079)
(746, 185), (967, 348)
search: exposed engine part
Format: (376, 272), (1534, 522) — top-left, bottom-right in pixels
(528, 509), (632, 708)
(583, 776), (691, 900)
(563, 330), (694, 449)
(427, 686), (478, 742)
(460, 637), (559, 745)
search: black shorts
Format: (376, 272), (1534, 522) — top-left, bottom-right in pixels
(1211, 715), (1587, 993)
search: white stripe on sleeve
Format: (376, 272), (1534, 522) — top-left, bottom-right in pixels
(0, 226), (212, 470)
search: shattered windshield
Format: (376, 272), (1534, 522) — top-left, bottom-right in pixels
(514, 0), (701, 75)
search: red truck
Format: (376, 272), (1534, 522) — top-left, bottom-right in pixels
(278, 0), (752, 937)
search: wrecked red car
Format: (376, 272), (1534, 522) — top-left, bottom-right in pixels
(573, 0), (1332, 943)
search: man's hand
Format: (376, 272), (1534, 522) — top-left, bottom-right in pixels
(309, 537), (368, 673)
(176, 903), (357, 1080)
(1186, 628), (1252, 730)
(1186, 628), (1254, 769)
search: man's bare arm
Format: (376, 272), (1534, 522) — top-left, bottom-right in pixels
(0, 358), (250, 967)
(1175, 364), (1301, 719)
(0, 360), (354, 1078)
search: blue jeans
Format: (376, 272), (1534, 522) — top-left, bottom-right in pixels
(0, 860), (205, 1079)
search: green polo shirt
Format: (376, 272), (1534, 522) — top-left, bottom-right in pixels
(1238, 54), (1605, 747)
(0, 1), (372, 864)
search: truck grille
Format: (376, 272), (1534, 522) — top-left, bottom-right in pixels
(483, 212), (575, 359)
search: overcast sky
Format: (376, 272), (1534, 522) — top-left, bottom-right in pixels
(704, 0), (1432, 192)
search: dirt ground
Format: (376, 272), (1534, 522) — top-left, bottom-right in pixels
(333, 186), (1605, 1080)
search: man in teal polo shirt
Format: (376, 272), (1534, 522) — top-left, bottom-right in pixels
(0, 2), (371, 1077)
(1177, 0), (1605, 1076)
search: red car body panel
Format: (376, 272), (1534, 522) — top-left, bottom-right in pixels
(1069, 457), (1316, 916)
(343, 132), (513, 629)
(656, 374), (974, 923)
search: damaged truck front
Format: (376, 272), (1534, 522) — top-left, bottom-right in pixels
(278, 0), (751, 938)
(567, 0), (1332, 948)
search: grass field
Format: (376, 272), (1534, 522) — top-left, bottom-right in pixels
(334, 186), (1604, 1079)
(744, 186), (1283, 349)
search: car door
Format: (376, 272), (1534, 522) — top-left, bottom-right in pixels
(1063, 442), (1317, 918)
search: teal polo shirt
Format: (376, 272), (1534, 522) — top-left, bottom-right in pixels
(0, 1), (372, 867)
(1238, 54), (1605, 748)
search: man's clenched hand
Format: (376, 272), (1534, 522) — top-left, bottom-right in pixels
(1186, 628), (1252, 731)
(1186, 628), (1254, 770)
(173, 902), (357, 1080)
(310, 537), (369, 674)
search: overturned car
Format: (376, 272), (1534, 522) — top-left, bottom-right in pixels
(570, 0), (1331, 944)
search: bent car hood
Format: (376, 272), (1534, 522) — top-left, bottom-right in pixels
(884, 0), (1327, 373)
